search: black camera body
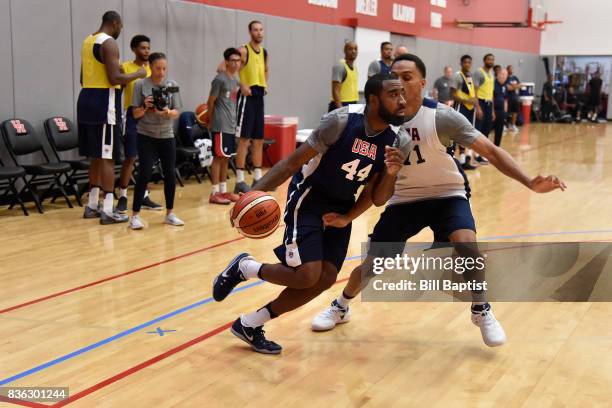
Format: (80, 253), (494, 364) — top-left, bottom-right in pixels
(151, 86), (179, 111)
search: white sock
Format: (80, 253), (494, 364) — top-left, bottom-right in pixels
(459, 153), (466, 164)
(144, 190), (150, 198)
(336, 292), (353, 309)
(240, 258), (263, 280)
(103, 192), (114, 215)
(120, 188), (128, 198)
(220, 182), (227, 193)
(88, 187), (100, 210)
(236, 169), (245, 183)
(254, 167), (263, 181)
(241, 307), (271, 328)
(211, 184), (220, 194)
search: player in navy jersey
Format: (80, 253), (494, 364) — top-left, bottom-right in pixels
(212, 73), (412, 354)
(312, 54), (566, 348)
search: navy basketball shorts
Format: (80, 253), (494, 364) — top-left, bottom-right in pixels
(78, 122), (120, 160)
(367, 197), (476, 258)
(122, 107), (138, 159)
(212, 132), (237, 158)
(236, 86), (265, 140)
(273, 187), (354, 272)
(457, 104), (476, 126)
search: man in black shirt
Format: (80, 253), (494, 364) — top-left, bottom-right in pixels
(587, 72), (603, 122)
(541, 74), (556, 122)
(565, 86), (581, 121)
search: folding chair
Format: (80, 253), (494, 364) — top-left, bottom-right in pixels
(44, 116), (90, 206)
(0, 157), (28, 215)
(1, 119), (75, 213)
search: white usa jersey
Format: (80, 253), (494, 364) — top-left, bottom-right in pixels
(388, 98), (479, 205)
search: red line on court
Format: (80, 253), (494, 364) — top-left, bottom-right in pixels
(43, 276), (351, 407)
(0, 396), (49, 408)
(0, 236), (245, 315)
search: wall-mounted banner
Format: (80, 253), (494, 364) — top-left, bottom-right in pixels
(356, 0), (378, 16)
(308, 0), (338, 9)
(393, 4), (415, 23)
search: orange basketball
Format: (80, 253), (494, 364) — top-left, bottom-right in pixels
(230, 191), (281, 239)
(195, 103), (209, 126)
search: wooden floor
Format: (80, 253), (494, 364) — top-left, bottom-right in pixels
(1, 122), (612, 408)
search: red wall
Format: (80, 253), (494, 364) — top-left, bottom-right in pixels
(189, 0), (541, 54)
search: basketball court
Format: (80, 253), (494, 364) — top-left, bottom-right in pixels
(1, 0), (612, 407)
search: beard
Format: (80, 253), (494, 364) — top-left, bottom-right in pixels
(378, 104), (405, 126)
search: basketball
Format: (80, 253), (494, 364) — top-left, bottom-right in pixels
(230, 191), (281, 239)
(195, 103), (209, 126)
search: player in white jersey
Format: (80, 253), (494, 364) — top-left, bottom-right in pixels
(312, 54), (566, 347)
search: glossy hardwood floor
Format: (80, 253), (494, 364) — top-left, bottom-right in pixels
(1, 122), (611, 408)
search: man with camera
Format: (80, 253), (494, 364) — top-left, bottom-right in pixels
(129, 52), (184, 230)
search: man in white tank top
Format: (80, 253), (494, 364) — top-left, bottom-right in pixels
(312, 54), (567, 348)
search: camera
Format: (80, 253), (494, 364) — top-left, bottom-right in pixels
(151, 86), (179, 111)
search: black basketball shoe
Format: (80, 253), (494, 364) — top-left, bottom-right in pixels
(230, 318), (282, 354)
(212, 253), (250, 301)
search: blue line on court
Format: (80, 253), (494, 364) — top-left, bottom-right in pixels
(146, 327), (177, 336)
(2, 228), (611, 386)
(0, 280), (264, 386)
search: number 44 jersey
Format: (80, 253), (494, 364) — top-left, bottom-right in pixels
(388, 98), (482, 205)
(298, 104), (412, 202)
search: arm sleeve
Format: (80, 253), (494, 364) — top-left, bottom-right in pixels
(306, 108), (349, 154)
(436, 105), (480, 147)
(210, 77), (222, 98)
(367, 61), (380, 77)
(331, 63), (346, 83)
(473, 70), (484, 87)
(450, 73), (461, 90)
(131, 80), (143, 107)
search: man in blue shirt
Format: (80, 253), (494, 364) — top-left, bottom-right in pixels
(505, 65), (521, 131)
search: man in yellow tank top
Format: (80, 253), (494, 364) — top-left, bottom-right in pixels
(233, 20), (269, 194)
(450, 54), (479, 170)
(473, 53), (495, 165)
(115, 35), (162, 215)
(77, 11), (147, 225)
(329, 41), (359, 113)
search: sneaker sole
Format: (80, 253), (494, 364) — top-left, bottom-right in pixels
(100, 218), (128, 225)
(164, 221), (185, 226)
(212, 253), (249, 301)
(311, 317), (351, 332)
(142, 205), (163, 211)
(230, 327), (282, 354)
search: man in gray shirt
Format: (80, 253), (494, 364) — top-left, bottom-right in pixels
(329, 41), (359, 112)
(367, 41), (394, 78)
(313, 53), (566, 350)
(432, 66), (454, 105)
(207, 48), (242, 205)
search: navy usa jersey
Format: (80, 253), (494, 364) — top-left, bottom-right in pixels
(292, 104), (409, 202)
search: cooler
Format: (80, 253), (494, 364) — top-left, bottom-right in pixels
(263, 115), (298, 166)
(519, 82), (535, 125)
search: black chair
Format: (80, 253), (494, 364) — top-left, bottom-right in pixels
(0, 157), (28, 215)
(44, 116), (90, 206)
(174, 112), (203, 186)
(1, 119), (75, 213)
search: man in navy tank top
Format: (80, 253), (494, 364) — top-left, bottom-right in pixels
(212, 73), (412, 354)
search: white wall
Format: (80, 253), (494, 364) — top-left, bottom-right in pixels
(540, 0), (612, 55)
(354, 27), (390, 91)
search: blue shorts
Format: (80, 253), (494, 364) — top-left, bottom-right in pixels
(274, 186), (354, 272)
(123, 107), (138, 158)
(457, 104), (475, 126)
(368, 197), (476, 257)
(78, 123), (120, 160)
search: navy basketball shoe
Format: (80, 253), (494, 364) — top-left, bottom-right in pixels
(212, 253), (250, 301)
(230, 318), (282, 354)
